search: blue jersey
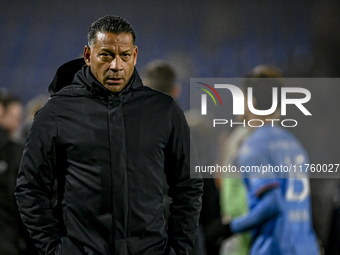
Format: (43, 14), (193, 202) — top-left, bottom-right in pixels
(238, 125), (319, 255)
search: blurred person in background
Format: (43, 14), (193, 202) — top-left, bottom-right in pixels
(0, 94), (23, 142)
(185, 110), (221, 255)
(143, 60), (222, 255)
(15, 15), (203, 255)
(0, 92), (36, 255)
(218, 124), (251, 255)
(207, 65), (320, 255)
(143, 59), (181, 100)
(19, 94), (49, 142)
(142, 60), (182, 222)
(218, 65), (283, 255)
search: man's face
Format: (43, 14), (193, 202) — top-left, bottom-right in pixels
(84, 32), (138, 92)
(0, 102), (22, 135)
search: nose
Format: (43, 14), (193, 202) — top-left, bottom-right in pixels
(110, 57), (122, 71)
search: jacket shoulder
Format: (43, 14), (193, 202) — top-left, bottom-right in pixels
(52, 84), (90, 97)
(139, 85), (176, 104)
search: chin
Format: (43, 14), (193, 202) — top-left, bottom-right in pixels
(105, 85), (123, 93)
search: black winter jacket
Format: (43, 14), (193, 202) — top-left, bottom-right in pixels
(15, 59), (203, 255)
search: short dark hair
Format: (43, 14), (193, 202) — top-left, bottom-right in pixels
(87, 15), (136, 48)
(0, 94), (21, 111)
(242, 65), (284, 110)
(143, 60), (177, 95)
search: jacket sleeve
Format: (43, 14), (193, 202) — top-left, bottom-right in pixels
(230, 187), (282, 233)
(164, 102), (203, 254)
(15, 99), (62, 255)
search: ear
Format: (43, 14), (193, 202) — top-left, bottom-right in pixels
(171, 83), (182, 100)
(84, 45), (91, 66)
(0, 104), (4, 118)
(133, 45), (138, 66)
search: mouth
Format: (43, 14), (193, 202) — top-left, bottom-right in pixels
(107, 77), (123, 84)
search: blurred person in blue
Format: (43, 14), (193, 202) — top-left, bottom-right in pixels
(207, 65), (320, 255)
(15, 15), (203, 255)
(219, 65), (284, 255)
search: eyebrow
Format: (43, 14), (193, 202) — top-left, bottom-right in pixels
(120, 50), (132, 54)
(99, 48), (132, 54)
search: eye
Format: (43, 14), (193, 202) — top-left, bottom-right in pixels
(122, 53), (131, 60)
(99, 52), (112, 62)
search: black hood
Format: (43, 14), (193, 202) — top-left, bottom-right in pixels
(48, 58), (86, 95)
(48, 58), (143, 97)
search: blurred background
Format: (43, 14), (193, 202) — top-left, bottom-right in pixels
(2, 0), (340, 108)
(1, 0), (340, 254)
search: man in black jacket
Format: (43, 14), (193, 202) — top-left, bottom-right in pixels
(15, 15), (203, 255)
